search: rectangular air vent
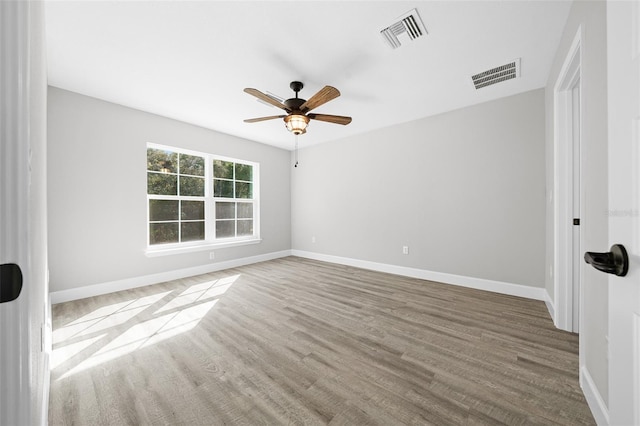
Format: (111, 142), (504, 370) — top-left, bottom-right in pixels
(471, 59), (521, 89)
(380, 8), (427, 49)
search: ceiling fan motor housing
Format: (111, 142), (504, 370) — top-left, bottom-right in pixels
(284, 98), (305, 111)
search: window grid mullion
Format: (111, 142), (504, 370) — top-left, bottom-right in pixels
(206, 154), (214, 242)
(148, 146), (257, 247)
(177, 154), (181, 243)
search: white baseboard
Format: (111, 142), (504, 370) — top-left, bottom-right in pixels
(50, 250), (292, 304)
(580, 366), (609, 425)
(291, 250), (547, 301)
(544, 289), (556, 323)
(52, 249), (548, 305)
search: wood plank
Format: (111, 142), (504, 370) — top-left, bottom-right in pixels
(49, 257), (595, 425)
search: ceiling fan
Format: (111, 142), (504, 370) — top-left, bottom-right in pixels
(243, 81), (352, 135)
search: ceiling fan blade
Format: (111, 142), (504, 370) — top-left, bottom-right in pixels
(307, 113), (352, 125)
(300, 86), (340, 112)
(244, 88), (288, 110)
(244, 115), (286, 123)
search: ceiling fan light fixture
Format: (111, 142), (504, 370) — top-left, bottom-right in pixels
(284, 114), (309, 135)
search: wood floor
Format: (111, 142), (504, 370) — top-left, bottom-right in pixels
(49, 257), (595, 425)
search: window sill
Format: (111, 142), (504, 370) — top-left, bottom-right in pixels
(145, 238), (262, 257)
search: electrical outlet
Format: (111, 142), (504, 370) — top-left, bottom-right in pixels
(209, 252), (215, 260)
(311, 236), (316, 243)
(402, 246), (409, 255)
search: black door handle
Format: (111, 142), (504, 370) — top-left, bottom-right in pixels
(0, 263), (23, 303)
(584, 244), (629, 277)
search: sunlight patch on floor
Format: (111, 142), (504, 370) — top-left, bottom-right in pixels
(52, 275), (239, 380)
(154, 275), (239, 314)
(50, 333), (107, 370)
(59, 299), (218, 379)
(53, 291), (172, 344)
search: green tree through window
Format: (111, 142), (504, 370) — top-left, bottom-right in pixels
(147, 145), (259, 248)
(213, 160), (255, 239)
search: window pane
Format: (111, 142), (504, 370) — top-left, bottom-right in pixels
(181, 201), (204, 220)
(213, 160), (234, 179)
(235, 163), (252, 182)
(149, 200), (178, 221)
(148, 146), (260, 246)
(237, 202), (253, 219)
(180, 176), (205, 196)
(147, 149), (177, 173)
(216, 220), (235, 238)
(215, 202), (235, 220)
(150, 222), (178, 245)
(237, 220), (253, 236)
(148, 173), (177, 195)
(179, 154), (204, 176)
(214, 179), (234, 198)
(181, 222), (205, 242)
(235, 182), (252, 199)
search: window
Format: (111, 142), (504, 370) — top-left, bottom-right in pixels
(146, 144), (259, 253)
(213, 160), (255, 239)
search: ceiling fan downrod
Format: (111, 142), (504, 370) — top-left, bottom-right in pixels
(290, 81), (303, 98)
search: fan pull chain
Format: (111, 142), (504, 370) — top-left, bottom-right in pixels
(294, 134), (299, 167)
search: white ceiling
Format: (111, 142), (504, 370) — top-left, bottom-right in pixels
(45, 1), (572, 150)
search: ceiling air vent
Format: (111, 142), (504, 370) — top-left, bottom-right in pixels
(380, 9), (427, 49)
(471, 59), (521, 89)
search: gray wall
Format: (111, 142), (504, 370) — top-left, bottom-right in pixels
(48, 87), (291, 292)
(292, 89), (545, 288)
(544, 0), (609, 405)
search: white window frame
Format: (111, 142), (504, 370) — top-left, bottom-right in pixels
(145, 143), (261, 257)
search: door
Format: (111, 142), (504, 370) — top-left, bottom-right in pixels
(606, 1), (640, 424)
(0, 2), (31, 423)
(0, 1), (49, 424)
(553, 33), (581, 333)
(572, 82), (581, 333)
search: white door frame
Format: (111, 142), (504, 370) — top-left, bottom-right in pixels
(606, 0), (640, 423)
(0, 2), (34, 424)
(553, 28), (582, 334)
(0, 2), (49, 424)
